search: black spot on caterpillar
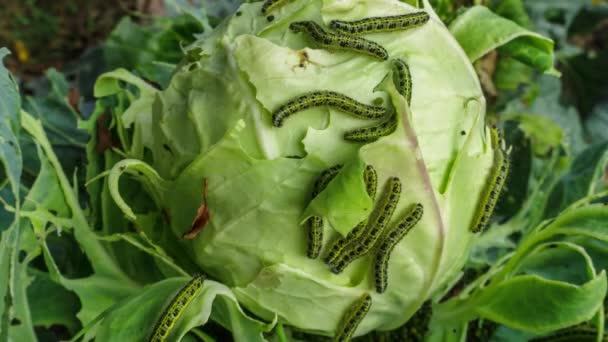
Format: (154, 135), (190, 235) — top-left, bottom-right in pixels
(373, 203), (423, 293)
(289, 21), (388, 60)
(149, 274), (206, 342)
(329, 177), (402, 274)
(272, 90), (387, 127)
(261, 0), (288, 15)
(267, 15), (275, 22)
(324, 165), (377, 266)
(392, 59), (412, 105)
(335, 293), (372, 342)
(470, 127), (510, 233)
(329, 12), (430, 35)
(344, 112), (397, 143)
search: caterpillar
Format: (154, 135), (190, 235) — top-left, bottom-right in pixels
(343, 112), (397, 143)
(149, 274), (206, 342)
(373, 203), (423, 293)
(329, 12), (430, 35)
(311, 164), (343, 199)
(272, 90), (387, 127)
(470, 127), (510, 233)
(329, 177), (402, 274)
(335, 293), (372, 342)
(392, 59), (412, 105)
(289, 21), (388, 60)
(260, 0), (288, 15)
(363, 164), (378, 200)
(306, 216), (324, 259)
(324, 165), (377, 265)
(305, 165), (343, 259)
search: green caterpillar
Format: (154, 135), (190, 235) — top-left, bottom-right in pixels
(343, 58), (410, 143)
(149, 274), (206, 342)
(324, 165), (377, 266)
(311, 164), (343, 199)
(306, 165), (342, 259)
(470, 127), (510, 233)
(329, 177), (402, 274)
(373, 203), (423, 293)
(261, 0), (288, 15)
(335, 293), (372, 342)
(329, 12), (430, 35)
(306, 216), (324, 259)
(272, 90), (387, 127)
(289, 21), (388, 60)
(392, 59), (412, 105)
(343, 112), (397, 143)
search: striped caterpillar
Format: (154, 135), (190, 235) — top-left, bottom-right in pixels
(311, 164), (343, 199)
(149, 274), (206, 342)
(343, 112), (397, 143)
(306, 165), (343, 259)
(328, 177), (402, 274)
(260, 0), (288, 15)
(329, 12), (430, 35)
(289, 21), (388, 60)
(335, 293), (372, 342)
(343, 59), (411, 143)
(392, 58), (412, 105)
(470, 127), (510, 233)
(373, 203), (423, 293)
(272, 90), (387, 127)
(324, 165), (377, 265)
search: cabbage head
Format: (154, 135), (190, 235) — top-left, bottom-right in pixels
(102, 0), (494, 337)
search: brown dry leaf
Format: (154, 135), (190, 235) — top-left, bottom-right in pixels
(183, 178), (211, 239)
(475, 50), (498, 99)
(95, 113), (118, 153)
(67, 86), (81, 113)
